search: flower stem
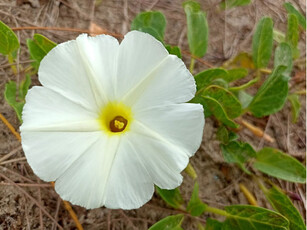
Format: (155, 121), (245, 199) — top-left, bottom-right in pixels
(229, 78), (258, 91)
(189, 57), (195, 74)
(205, 205), (229, 217)
(253, 176), (269, 194)
(239, 183), (258, 206)
(0, 113), (21, 141)
(259, 68), (272, 74)
(7, 54), (17, 75)
(184, 163), (197, 180)
(294, 90), (306, 95)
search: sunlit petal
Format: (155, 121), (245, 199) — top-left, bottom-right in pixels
(21, 86), (100, 132)
(75, 34), (119, 102)
(115, 31), (169, 100)
(124, 54), (196, 110)
(21, 131), (102, 182)
(135, 103), (204, 157)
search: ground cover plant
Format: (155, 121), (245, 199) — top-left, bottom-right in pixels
(0, 0), (305, 229)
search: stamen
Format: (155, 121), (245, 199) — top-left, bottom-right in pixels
(109, 116), (128, 132)
(114, 120), (125, 129)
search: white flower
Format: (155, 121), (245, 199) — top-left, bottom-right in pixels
(20, 31), (204, 209)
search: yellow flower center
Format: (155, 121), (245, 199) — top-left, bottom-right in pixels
(98, 102), (133, 135)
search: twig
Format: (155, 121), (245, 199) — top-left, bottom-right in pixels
(147, 0), (160, 10)
(107, 210), (111, 230)
(63, 200), (84, 230)
(119, 210), (138, 230)
(0, 60), (34, 69)
(239, 183), (258, 206)
(10, 26), (216, 71)
(181, 49), (214, 68)
(257, 115), (273, 150)
(57, 0), (91, 20)
(0, 113), (83, 229)
(145, 203), (206, 224)
(237, 118), (275, 143)
(37, 179), (44, 230)
(122, 0), (129, 34)
(0, 182), (52, 187)
(52, 197), (62, 230)
(0, 166), (34, 183)
(0, 113), (21, 141)
(11, 26), (123, 38)
(0, 146), (22, 163)
(0, 172), (63, 229)
(0, 157), (26, 165)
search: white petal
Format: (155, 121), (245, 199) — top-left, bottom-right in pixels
(55, 135), (121, 209)
(115, 31), (169, 99)
(135, 103), (204, 157)
(54, 134), (154, 210)
(21, 131), (102, 182)
(124, 55), (196, 110)
(38, 35), (109, 111)
(104, 136), (154, 209)
(75, 34), (119, 101)
(126, 121), (189, 189)
(20, 86), (100, 132)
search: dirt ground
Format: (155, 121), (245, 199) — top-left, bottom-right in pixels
(0, 0), (305, 229)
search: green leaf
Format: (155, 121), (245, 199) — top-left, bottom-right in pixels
(284, 2), (306, 30)
(252, 17), (274, 68)
(274, 42), (293, 76)
(225, 52), (254, 69)
(187, 182), (207, 216)
(229, 78), (258, 92)
(224, 205), (289, 230)
(248, 66), (289, 117)
(203, 85), (242, 119)
(27, 34), (56, 69)
(190, 96), (212, 117)
(205, 218), (223, 230)
(210, 79), (228, 89)
(288, 94), (301, 123)
(228, 132), (239, 143)
(131, 11), (166, 43)
(264, 185), (306, 230)
(4, 81), (24, 122)
(236, 90), (253, 109)
(202, 96), (239, 128)
(195, 68), (229, 91)
(225, 68), (248, 82)
(286, 14), (299, 48)
(165, 45), (182, 58)
(286, 14), (300, 59)
(221, 141), (256, 174)
(253, 147), (306, 183)
(216, 126), (229, 144)
(183, 0), (208, 57)
(149, 214), (184, 230)
(198, 222), (205, 230)
(220, 0), (251, 9)
(19, 74), (31, 100)
(156, 186), (184, 209)
(0, 21), (20, 56)
(217, 126), (239, 144)
(273, 29), (286, 43)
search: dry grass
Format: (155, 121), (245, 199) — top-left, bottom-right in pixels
(0, 0), (305, 229)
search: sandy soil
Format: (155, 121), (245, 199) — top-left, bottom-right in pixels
(0, 0), (305, 229)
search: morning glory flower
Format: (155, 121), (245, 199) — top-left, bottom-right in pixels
(20, 31), (204, 209)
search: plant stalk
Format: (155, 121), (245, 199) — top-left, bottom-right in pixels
(204, 205), (229, 217)
(189, 57), (195, 74)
